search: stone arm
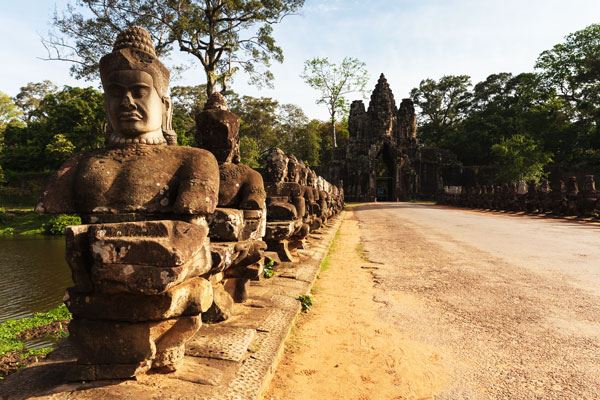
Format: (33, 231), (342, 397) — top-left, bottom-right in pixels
(174, 149), (220, 215)
(218, 163), (266, 210)
(35, 154), (83, 214)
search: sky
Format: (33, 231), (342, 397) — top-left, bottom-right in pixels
(1, 0), (600, 119)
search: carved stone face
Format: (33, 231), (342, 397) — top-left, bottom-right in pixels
(264, 148), (288, 183)
(105, 70), (163, 137)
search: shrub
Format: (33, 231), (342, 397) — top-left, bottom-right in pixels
(43, 214), (81, 235)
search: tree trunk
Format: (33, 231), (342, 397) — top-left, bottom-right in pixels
(206, 72), (216, 96)
(331, 113), (337, 148)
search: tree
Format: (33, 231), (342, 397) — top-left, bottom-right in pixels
(301, 57), (369, 147)
(409, 75), (472, 147)
(1, 86), (105, 172)
(44, 0), (304, 96)
(491, 134), (552, 183)
(14, 81), (58, 121)
(0, 92), (22, 132)
(536, 23), (600, 147)
(46, 133), (76, 167)
(170, 84), (208, 146)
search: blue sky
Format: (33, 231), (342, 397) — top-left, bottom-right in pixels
(1, 0), (600, 119)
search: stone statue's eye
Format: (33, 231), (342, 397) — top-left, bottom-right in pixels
(107, 85), (125, 97)
(131, 86), (151, 98)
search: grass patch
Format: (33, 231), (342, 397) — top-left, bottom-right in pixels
(0, 304), (71, 379)
(263, 259), (276, 279)
(296, 295), (313, 312)
(0, 209), (79, 236)
(319, 228), (342, 273)
(0, 304), (71, 357)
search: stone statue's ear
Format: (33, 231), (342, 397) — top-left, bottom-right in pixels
(161, 96), (177, 145)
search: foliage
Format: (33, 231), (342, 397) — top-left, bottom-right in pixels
(14, 81), (58, 121)
(301, 57), (369, 147)
(410, 25), (600, 181)
(0, 304), (71, 357)
(1, 85), (104, 172)
(296, 294), (313, 312)
(263, 259), (275, 279)
(171, 84), (208, 146)
(43, 214), (82, 236)
(45, 134), (76, 165)
(0, 92), (22, 132)
(240, 136), (261, 168)
(491, 134), (553, 183)
(45, 0), (304, 95)
(410, 75), (472, 147)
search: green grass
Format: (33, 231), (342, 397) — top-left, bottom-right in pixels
(263, 259), (276, 278)
(319, 228), (342, 273)
(296, 295), (313, 312)
(0, 209), (79, 236)
(0, 304), (71, 357)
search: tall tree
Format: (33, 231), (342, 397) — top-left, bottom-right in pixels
(536, 23), (600, 147)
(14, 81), (58, 121)
(0, 92), (22, 132)
(44, 0), (304, 96)
(409, 75), (472, 147)
(301, 57), (369, 147)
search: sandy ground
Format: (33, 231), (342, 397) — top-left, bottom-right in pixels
(265, 211), (448, 400)
(265, 203), (600, 400)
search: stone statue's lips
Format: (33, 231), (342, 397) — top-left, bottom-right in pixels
(119, 112), (143, 121)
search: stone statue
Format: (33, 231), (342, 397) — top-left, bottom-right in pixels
(195, 92), (266, 210)
(37, 26), (220, 380)
(38, 26), (219, 221)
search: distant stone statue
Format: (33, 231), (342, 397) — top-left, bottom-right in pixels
(36, 26), (220, 380)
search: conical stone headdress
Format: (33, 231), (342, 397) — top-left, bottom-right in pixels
(99, 26), (170, 97)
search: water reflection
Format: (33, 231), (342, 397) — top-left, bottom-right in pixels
(0, 237), (72, 323)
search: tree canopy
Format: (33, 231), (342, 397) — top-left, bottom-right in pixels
(45, 0), (304, 95)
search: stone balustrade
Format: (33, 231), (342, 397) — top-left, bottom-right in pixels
(438, 175), (599, 218)
(33, 26), (345, 382)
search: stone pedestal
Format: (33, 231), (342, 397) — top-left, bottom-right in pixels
(63, 219), (213, 379)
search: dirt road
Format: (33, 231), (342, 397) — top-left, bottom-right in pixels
(266, 203), (600, 400)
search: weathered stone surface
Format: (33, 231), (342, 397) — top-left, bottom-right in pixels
(202, 283), (235, 323)
(65, 277), (213, 321)
(35, 26), (224, 381)
(223, 278), (250, 303)
(69, 316), (201, 369)
(89, 220), (209, 267)
(195, 93), (241, 164)
(265, 221), (297, 241)
(267, 202), (297, 220)
(90, 247), (210, 295)
(240, 208), (267, 241)
(207, 208), (244, 241)
(186, 326), (256, 362)
(64, 225), (93, 292)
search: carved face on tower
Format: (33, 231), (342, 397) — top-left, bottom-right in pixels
(100, 26), (175, 145)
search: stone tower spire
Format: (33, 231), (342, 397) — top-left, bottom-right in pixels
(397, 98), (417, 141)
(367, 73), (397, 138)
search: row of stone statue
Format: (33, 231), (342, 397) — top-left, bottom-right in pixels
(438, 175), (599, 217)
(36, 26), (343, 380)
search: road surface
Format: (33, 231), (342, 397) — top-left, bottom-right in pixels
(267, 203), (600, 400)
(356, 203), (600, 399)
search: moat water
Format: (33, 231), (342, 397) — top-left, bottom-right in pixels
(0, 237), (71, 323)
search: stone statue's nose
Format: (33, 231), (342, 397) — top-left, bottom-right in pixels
(121, 92), (135, 109)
